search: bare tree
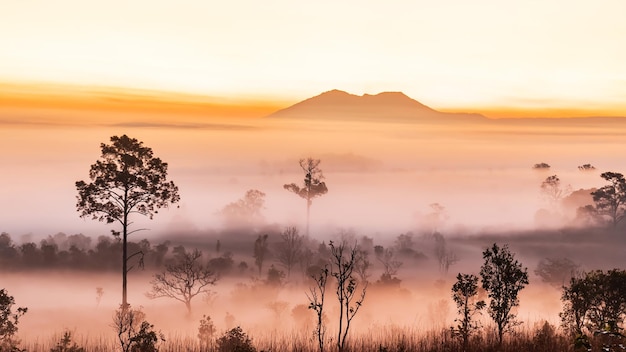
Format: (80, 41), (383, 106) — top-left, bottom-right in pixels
(253, 234), (269, 276)
(76, 135), (180, 308)
(284, 158), (328, 236)
(306, 265), (329, 352)
(146, 248), (217, 316)
(275, 227), (303, 278)
(433, 232), (458, 275)
(329, 241), (367, 352)
(374, 246), (402, 285)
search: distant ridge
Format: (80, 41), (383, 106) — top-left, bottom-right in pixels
(266, 89), (486, 123)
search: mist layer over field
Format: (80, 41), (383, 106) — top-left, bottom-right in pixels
(2, 102), (626, 349)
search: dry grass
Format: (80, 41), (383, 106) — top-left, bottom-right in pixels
(18, 322), (590, 352)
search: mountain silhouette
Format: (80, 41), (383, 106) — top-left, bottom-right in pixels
(266, 89), (486, 123)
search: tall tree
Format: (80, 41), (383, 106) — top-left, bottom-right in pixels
(480, 243), (529, 345)
(253, 234), (269, 276)
(76, 135), (180, 308)
(591, 172), (626, 227)
(284, 158), (328, 236)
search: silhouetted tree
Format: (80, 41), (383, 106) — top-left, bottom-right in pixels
(329, 241), (367, 352)
(375, 246), (402, 286)
(220, 189), (266, 228)
(480, 243), (529, 345)
(561, 269), (626, 335)
(76, 135), (180, 308)
(284, 158), (328, 236)
(591, 172), (626, 227)
(0, 288), (27, 351)
(253, 234), (269, 276)
(451, 273), (485, 352)
(307, 265), (329, 352)
(111, 305), (164, 352)
(216, 326), (256, 352)
(533, 162), (551, 170)
(578, 164), (596, 171)
(275, 227), (303, 278)
(146, 248), (217, 316)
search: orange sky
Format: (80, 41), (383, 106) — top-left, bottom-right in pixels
(1, 1), (626, 117)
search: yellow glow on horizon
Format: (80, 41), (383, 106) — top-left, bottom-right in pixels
(1, 1), (625, 116)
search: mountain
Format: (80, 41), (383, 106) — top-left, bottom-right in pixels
(266, 89), (486, 123)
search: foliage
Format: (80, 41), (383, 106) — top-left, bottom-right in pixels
(533, 162), (551, 170)
(50, 331), (85, 352)
(591, 171), (626, 227)
(216, 326), (256, 352)
(284, 158), (328, 236)
(578, 164), (596, 171)
(220, 189), (266, 228)
(560, 269), (626, 335)
(76, 135), (180, 307)
(480, 243), (529, 344)
(0, 288), (27, 351)
(451, 273), (485, 351)
(111, 305), (164, 352)
(146, 248), (217, 315)
(534, 257), (580, 287)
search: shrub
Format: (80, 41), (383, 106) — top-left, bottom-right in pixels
(216, 326), (256, 352)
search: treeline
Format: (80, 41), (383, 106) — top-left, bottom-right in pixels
(0, 232), (169, 271)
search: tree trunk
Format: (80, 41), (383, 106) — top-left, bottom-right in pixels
(306, 199), (311, 237)
(122, 219), (128, 309)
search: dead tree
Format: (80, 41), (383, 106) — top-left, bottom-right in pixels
(307, 265), (329, 352)
(329, 241), (367, 352)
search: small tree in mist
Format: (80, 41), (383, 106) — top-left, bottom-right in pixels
(540, 175), (572, 208)
(329, 241), (367, 352)
(111, 305), (164, 352)
(96, 287), (104, 307)
(480, 243), (529, 345)
(374, 246), (402, 285)
(216, 326), (256, 352)
(534, 257), (580, 288)
(307, 265), (329, 352)
(220, 189), (266, 228)
(275, 227), (303, 279)
(0, 288), (27, 351)
(197, 314), (216, 348)
(146, 248), (217, 316)
(591, 172), (626, 228)
(76, 135), (180, 308)
(284, 158), (328, 236)
(433, 232), (458, 275)
(451, 273), (485, 351)
(253, 234), (269, 276)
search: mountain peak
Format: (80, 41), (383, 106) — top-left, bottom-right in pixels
(267, 89), (485, 123)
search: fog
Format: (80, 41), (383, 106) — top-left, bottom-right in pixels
(2, 109), (626, 349)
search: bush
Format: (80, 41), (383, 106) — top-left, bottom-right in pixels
(216, 326), (256, 352)
(50, 331), (85, 352)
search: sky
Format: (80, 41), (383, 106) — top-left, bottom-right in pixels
(1, 0), (626, 116)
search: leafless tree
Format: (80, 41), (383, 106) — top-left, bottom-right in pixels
(433, 232), (459, 275)
(329, 241), (367, 352)
(146, 248), (217, 316)
(540, 175), (572, 208)
(306, 265), (329, 352)
(284, 158), (328, 236)
(374, 246), (402, 283)
(275, 227), (303, 278)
